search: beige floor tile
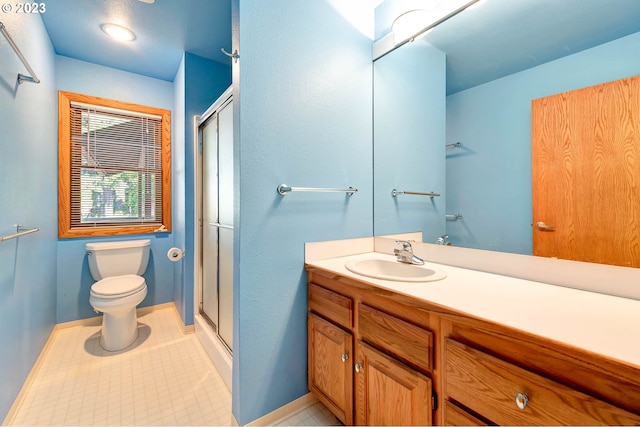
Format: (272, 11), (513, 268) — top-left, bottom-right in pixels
(9, 307), (343, 426)
(9, 308), (232, 426)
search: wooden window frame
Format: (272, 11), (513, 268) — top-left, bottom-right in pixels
(58, 91), (171, 238)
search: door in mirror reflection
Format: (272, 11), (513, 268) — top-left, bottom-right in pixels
(532, 74), (640, 268)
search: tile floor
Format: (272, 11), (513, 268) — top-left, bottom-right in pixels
(276, 401), (341, 426)
(7, 307), (340, 426)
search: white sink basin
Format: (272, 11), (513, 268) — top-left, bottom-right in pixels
(345, 258), (447, 282)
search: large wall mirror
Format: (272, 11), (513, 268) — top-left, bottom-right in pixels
(373, 0), (640, 267)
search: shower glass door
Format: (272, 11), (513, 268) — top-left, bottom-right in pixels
(200, 96), (233, 352)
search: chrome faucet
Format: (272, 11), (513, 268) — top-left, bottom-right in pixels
(394, 240), (425, 265)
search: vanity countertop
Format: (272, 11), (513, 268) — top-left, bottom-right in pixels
(306, 251), (640, 368)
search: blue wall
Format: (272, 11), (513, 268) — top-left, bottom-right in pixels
(446, 31), (640, 253)
(173, 53), (231, 326)
(0, 14), (57, 421)
(55, 56), (176, 323)
(374, 39), (446, 240)
(172, 55), (187, 326)
(233, 0), (373, 423)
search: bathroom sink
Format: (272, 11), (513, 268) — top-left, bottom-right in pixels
(345, 258), (447, 282)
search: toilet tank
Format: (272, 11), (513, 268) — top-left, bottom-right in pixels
(86, 239), (151, 281)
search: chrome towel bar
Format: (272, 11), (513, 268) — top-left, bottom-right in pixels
(277, 184), (358, 196)
(0, 224), (39, 243)
(0, 21), (40, 84)
(446, 213), (463, 220)
(446, 142), (462, 148)
(391, 189), (440, 197)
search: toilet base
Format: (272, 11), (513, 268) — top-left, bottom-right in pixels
(90, 285), (147, 352)
(99, 307), (139, 351)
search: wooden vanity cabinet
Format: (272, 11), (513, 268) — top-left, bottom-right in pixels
(307, 273), (436, 426)
(307, 266), (640, 426)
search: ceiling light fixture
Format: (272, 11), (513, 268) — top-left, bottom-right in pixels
(101, 23), (136, 42)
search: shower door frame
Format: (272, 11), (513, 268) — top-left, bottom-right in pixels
(194, 86), (233, 356)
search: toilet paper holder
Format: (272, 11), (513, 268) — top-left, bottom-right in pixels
(167, 247), (186, 261)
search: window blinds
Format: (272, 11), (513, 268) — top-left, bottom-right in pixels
(69, 103), (164, 228)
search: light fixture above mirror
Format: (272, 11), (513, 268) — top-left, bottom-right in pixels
(373, 0), (480, 60)
(391, 9), (431, 42)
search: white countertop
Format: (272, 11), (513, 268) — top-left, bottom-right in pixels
(307, 251), (640, 368)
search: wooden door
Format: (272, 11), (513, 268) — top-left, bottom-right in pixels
(355, 341), (432, 426)
(532, 74), (640, 267)
(308, 313), (353, 425)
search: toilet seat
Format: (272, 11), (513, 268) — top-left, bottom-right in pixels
(90, 274), (146, 299)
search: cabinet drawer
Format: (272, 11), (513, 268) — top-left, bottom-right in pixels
(444, 339), (640, 426)
(359, 304), (433, 372)
(309, 283), (352, 330)
(443, 400), (487, 426)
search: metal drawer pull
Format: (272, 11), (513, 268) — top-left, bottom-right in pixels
(536, 221), (555, 231)
(515, 393), (529, 410)
(354, 363), (363, 373)
(341, 353), (349, 363)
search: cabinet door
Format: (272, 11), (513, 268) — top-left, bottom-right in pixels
(355, 341), (432, 426)
(308, 313), (353, 425)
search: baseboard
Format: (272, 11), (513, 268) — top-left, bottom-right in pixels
(54, 314), (102, 330)
(2, 327), (58, 426)
(245, 393), (319, 426)
(53, 302), (193, 333)
(167, 303), (195, 334)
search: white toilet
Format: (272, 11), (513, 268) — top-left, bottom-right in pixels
(86, 239), (151, 351)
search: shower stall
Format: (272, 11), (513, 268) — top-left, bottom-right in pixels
(194, 86), (233, 390)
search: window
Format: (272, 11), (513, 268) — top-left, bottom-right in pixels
(58, 91), (171, 238)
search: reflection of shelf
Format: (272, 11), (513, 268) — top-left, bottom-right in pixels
(445, 213), (463, 221)
(391, 189), (440, 197)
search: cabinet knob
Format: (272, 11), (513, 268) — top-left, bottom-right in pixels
(354, 363), (363, 373)
(515, 393), (529, 410)
(341, 353), (349, 363)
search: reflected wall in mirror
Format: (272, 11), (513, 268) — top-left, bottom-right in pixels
(373, 0), (640, 264)
(373, 40), (446, 243)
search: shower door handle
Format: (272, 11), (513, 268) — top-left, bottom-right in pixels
(209, 222), (234, 230)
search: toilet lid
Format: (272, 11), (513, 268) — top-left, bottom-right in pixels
(91, 275), (146, 298)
